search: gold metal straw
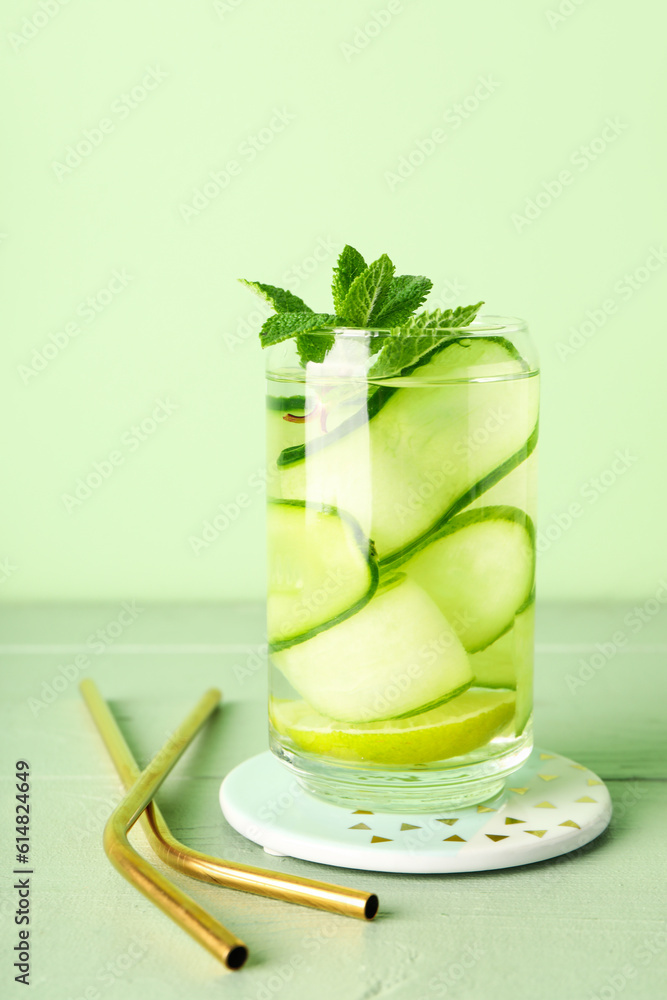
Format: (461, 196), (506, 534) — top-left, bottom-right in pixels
(80, 679), (379, 923)
(90, 683), (249, 970)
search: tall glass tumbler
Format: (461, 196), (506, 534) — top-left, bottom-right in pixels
(265, 320), (539, 811)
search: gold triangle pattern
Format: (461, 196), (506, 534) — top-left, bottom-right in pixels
(352, 809), (374, 814)
(587, 779), (603, 786)
(444, 835), (465, 842)
(538, 773), (559, 781)
(525, 830), (547, 838)
(509, 787), (529, 795)
(576, 796), (596, 803)
(477, 805), (496, 813)
(570, 764), (587, 771)
(436, 818), (459, 826)
(559, 820), (580, 829)
(535, 801), (556, 808)
(486, 834), (508, 842)
(370, 836), (392, 844)
(400, 823), (420, 831)
(505, 817), (525, 825)
(539, 753), (555, 760)
(349, 823), (371, 830)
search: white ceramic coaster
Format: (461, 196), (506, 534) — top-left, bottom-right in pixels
(220, 748), (612, 874)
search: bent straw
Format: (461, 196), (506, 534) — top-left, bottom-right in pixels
(89, 684), (249, 970)
(80, 678), (378, 921)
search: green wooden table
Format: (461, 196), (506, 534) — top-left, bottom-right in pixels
(1, 603), (666, 999)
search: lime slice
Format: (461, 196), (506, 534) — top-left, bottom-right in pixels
(270, 688), (516, 766)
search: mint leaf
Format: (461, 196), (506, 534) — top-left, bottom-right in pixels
(259, 311), (338, 349)
(373, 274), (433, 327)
(340, 253), (395, 326)
(296, 330), (336, 365)
(239, 280), (313, 313)
(369, 301), (484, 378)
(401, 301), (484, 333)
(331, 245), (366, 313)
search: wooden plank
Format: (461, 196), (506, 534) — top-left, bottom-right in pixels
(1, 604), (665, 1000)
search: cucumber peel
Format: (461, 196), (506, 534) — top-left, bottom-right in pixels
(267, 499), (378, 652)
(403, 505), (536, 652)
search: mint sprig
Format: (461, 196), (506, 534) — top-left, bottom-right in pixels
(239, 244), (483, 373)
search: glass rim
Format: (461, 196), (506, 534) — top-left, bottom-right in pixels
(289, 315), (528, 337)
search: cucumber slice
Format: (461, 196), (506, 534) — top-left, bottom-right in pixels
(470, 603), (535, 735)
(279, 338), (539, 564)
(268, 499), (378, 651)
(271, 576), (473, 723)
(403, 506), (535, 652)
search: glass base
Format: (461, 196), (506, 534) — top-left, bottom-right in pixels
(270, 721), (533, 813)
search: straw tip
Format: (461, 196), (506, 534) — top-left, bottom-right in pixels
(364, 895), (379, 920)
(226, 945), (248, 970)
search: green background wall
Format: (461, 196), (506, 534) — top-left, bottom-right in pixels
(2, 0), (665, 603)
